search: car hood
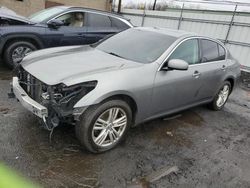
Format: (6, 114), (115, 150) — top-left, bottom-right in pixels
(21, 46), (141, 85)
(0, 11), (34, 25)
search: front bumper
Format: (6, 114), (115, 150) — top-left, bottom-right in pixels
(12, 77), (48, 118)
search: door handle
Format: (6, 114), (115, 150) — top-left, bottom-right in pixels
(221, 65), (226, 71)
(192, 71), (201, 78)
(77, 33), (85, 36)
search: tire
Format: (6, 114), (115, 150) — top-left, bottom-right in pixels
(3, 41), (37, 69)
(208, 81), (231, 111)
(75, 99), (132, 153)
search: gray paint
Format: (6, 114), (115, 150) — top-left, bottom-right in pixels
(20, 27), (240, 125)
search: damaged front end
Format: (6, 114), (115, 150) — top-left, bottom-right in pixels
(14, 66), (97, 130)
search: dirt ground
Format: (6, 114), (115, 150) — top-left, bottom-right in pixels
(0, 62), (250, 188)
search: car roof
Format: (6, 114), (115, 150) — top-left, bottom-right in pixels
(59, 6), (129, 21)
(134, 27), (197, 38)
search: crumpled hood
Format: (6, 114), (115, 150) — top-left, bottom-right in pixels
(0, 12), (33, 24)
(21, 46), (140, 85)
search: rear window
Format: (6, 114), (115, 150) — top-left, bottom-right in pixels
(201, 39), (225, 62)
(110, 17), (129, 29)
(87, 13), (111, 27)
(218, 44), (226, 60)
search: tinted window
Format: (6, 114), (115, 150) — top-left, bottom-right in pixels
(201, 39), (222, 62)
(55, 12), (85, 27)
(168, 39), (199, 65)
(218, 44), (226, 60)
(110, 17), (129, 29)
(87, 13), (111, 27)
(96, 29), (177, 64)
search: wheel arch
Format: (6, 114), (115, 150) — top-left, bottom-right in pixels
(224, 76), (235, 93)
(0, 34), (44, 57)
(100, 94), (138, 124)
(74, 91), (138, 125)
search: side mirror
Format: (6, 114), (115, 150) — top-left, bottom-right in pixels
(48, 20), (64, 29)
(163, 59), (189, 71)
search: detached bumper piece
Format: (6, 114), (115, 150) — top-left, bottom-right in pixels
(12, 77), (48, 118)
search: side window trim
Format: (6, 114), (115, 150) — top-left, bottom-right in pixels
(198, 38), (202, 64)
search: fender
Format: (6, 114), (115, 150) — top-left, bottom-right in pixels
(212, 75), (236, 97)
(224, 75), (236, 90)
(0, 33), (45, 56)
(74, 90), (137, 108)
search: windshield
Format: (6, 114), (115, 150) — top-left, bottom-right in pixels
(96, 28), (177, 64)
(28, 7), (65, 23)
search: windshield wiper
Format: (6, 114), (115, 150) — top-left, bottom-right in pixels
(108, 52), (123, 58)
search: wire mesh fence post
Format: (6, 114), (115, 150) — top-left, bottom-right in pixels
(178, 3), (184, 30)
(141, 2), (146, 26)
(225, 4), (238, 44)
(153, 0), (157, 10)
(117, 0), (122, 13)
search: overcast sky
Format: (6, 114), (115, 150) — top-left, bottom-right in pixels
(117, 0), (250, 11)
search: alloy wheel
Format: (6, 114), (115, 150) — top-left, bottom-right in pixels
(12, 46), (33, 64)
(216, 84), (230, 108)
(92, 107), (127, 147)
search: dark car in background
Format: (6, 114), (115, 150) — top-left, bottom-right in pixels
(0, 6), (133, 68)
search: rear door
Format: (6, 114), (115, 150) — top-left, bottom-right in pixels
(196, 39), (227, 99)
(85, 12), (119, 44)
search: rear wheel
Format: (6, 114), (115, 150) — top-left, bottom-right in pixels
(4, 41), (37, 69)
(75, 99), (132, 153)
(208, 81), (231, 110)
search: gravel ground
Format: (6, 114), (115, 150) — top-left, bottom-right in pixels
(0, 62), (250, 188)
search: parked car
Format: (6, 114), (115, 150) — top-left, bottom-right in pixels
(10, 27), (241, 153)
(0, 6), (133, 68)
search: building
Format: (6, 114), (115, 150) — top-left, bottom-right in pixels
(0, 0), (112, 17)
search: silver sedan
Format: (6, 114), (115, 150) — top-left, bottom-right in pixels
(11, 27), (241, 153)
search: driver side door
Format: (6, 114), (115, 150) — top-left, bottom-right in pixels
(151, 38), (204, 117)
(45, 11), (87, 47)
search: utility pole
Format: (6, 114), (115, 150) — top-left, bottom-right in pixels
(153, 0), (157, 10)
(118, 0), (122, 13)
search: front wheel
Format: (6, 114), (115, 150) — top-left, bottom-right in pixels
(75, 100), (132, 153)
(4, 41), (37, 69)
(208, 81), (231, 110)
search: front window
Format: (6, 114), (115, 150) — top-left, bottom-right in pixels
(29, 7), (66, 23)
(168, 39), (199, 65)
(55, 12), (86, 27)
(96, 29), (177, 64)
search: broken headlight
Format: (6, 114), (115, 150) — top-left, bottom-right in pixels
(42, 81), (97, 106)
(54, 81), (97, 105)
